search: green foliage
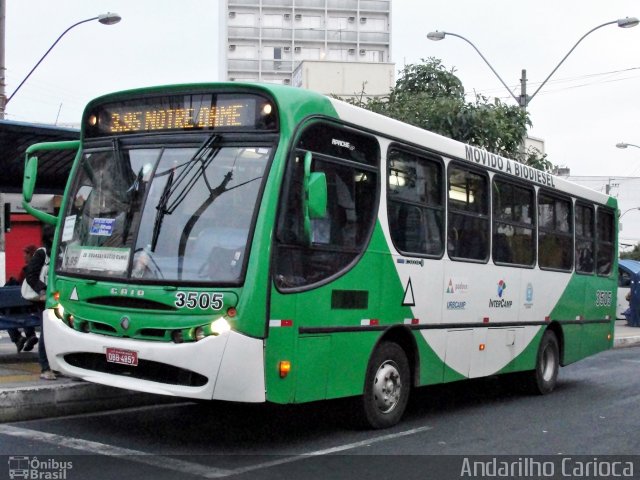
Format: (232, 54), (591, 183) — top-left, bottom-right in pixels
(341, 58), (552, 172)
(621, 243), (640, 260)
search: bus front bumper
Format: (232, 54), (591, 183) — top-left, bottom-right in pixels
(43, 309), (266, 402)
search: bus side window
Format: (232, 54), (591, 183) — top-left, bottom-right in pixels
(387, 148), (444, 256)
(447, 165), (489, 262)
(492, 178), (535, 267)
(575, 202), (595, 274)
(538, 192), (573, 271)
(596, 208), (615, 276)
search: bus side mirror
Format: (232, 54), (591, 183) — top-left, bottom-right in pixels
(302, 151), (327, 241)
(308, 173), (327, 219)
(23, 155), (38, 203)
(23, 140), (80, 225)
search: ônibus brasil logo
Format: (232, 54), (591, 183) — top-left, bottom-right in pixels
(7, 456), (73, 479)
(490, 280), (512, 308)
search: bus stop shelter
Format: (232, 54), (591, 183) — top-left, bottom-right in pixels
(0, 119), (79, 194)
(0, 120), (79, 283)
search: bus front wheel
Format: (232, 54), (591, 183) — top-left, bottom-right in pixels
(359, 341), (410, 429)
(522, 330), (560, 395)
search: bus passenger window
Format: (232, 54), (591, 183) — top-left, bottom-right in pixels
(575, 203), (595, 274)
(596, 208), (615, 276)
(492, 179), (535, 267)
(387, 149), (444, 256)
(447, 166), (489, 261)
(538, 193), (573, 271)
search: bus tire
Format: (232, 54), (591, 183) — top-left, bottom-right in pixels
(522, 330), (560, 395)
(359, 341), (410, 429)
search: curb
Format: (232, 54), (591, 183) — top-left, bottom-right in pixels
(614, 336), (640, 349)
(0, 381), (174, 422)
(0, 352), (38, 365)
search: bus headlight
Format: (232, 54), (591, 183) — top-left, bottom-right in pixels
(211, 318), (231, 335)
(54, 304), (65, 319)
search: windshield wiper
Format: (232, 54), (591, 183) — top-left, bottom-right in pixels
(165, 134), (221, 213)
(150, 167), (174, 252)
(123, 162), (149, 243)
(149, 134), (220, 253)
(177, 168), (234, 278)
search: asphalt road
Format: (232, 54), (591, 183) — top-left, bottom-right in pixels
(0, 347), (639, 480)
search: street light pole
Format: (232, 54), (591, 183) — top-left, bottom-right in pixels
(426, 30), (521, 105)
(427, 17), (639, 110)
(621, 207), (640, 219)
(0, 12), (121, 119)
(616, 142), (640, 150)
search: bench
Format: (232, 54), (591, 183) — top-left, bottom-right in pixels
(0, 286), (41, 330)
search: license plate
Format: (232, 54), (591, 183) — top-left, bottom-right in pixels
(106, 347), (138, 366)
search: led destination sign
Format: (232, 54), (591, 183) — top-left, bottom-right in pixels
(85, 93), (276, 137)
(110, 103), (247, 132)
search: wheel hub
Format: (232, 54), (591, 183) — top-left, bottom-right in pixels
(373, 361), (402, 413)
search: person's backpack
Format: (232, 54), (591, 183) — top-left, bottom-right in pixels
(20, 248), (49, 301)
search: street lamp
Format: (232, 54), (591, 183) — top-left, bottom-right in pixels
(620, 207), (640, 219)
(616, 142), (640, 150)
(0, 12), (121, 117)
(427, 17), (639, 110)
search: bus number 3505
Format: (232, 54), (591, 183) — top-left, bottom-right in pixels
(175, 292), (224, 310)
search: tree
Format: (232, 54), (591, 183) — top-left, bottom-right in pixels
(621, 243), (640, 261)
(343, 58), (552, 171)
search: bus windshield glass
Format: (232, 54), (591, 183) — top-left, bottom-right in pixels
(57, 140), (270, 283)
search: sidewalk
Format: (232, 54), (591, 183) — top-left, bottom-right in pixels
(1, 322), (639, 423)
(612, 319), (640, 348)
(0, 334), (174, 422)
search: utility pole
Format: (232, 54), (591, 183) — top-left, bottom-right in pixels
(519, 69), (527, 109)
(606, 178), (619, 196)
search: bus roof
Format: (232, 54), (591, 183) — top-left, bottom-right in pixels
(81, 82), (615, 209)
(329, 97), (615, 208)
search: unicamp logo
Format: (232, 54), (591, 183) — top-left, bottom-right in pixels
(7, 456), (73, 479)
(524, 282), (534, 309)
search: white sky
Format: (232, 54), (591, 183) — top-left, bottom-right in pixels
(4, 0), (640, 243)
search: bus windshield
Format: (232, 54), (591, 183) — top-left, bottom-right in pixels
(58, 140), (270, 283)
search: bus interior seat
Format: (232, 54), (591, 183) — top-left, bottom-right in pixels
(493, 233), (513, 264)
(193, 228), (247, 280)
(397, 204), (425, 253)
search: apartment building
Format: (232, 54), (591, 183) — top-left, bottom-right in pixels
(224, 0), (392, 85)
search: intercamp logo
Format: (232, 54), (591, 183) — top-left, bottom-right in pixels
(489, 280), (512, 308)
(497, 280), (507, 298)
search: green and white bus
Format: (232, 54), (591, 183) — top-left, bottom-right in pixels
(22, 83), (617, 428)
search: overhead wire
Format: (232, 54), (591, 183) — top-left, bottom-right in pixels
(463, 66), (640, 101)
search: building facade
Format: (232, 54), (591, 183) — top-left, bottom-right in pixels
(292, 59), (394, 97)
(224, 0), (392, 85)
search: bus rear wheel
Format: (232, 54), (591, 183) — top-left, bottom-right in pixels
(522, 330), (560, 395)
(359, 342), (410, 429)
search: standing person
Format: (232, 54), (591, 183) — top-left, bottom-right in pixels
(625, 289), (640, 328)
(23, 225), (56, 380)
(6, 245), (39, 352)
